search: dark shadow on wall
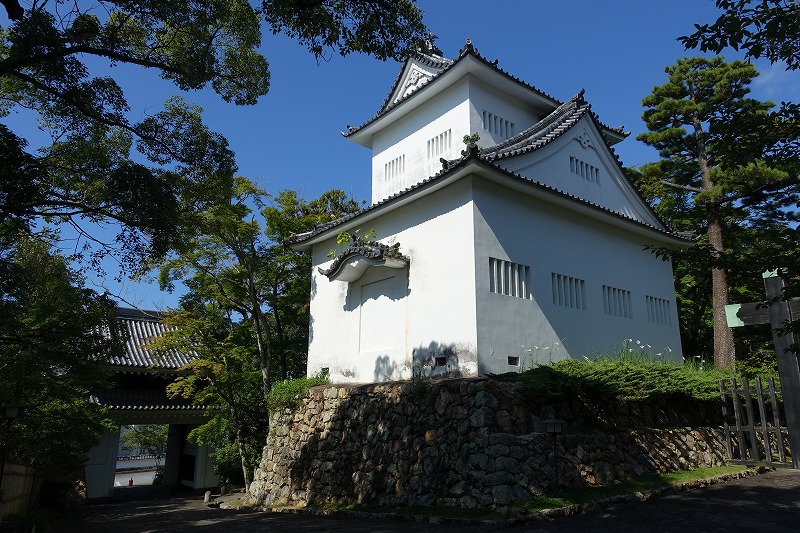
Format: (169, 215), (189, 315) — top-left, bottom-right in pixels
(342, 270), (409, 313)
(308, 276), (318, 345)
(412, 341), (478, 379)
(373, 355), (400, 382)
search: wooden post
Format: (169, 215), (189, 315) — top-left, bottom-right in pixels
(763, 270), (800, 469)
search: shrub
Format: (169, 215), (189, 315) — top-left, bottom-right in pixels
(266, 369), (329, 411)
(501, 354), (734, 402)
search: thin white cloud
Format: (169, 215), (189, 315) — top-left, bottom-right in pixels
(752, 60), (800, 101)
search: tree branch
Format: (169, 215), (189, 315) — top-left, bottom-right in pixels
(659, 180), (703, 193)
(10, 71), (185, 162)
(0, 44), (181, 78)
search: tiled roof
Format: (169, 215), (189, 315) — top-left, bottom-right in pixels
(320, 237), (408, 280)
(344, 39), (562, 138)
(110, 308), (194, 370)
(481, 92), (590, 161)
(89, 389), (211, 411)
(291, 143), (691, 248)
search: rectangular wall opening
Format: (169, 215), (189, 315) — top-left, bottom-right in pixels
(489, 257), (531, 299)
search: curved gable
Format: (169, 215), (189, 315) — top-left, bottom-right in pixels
(493, 114), (663, 228)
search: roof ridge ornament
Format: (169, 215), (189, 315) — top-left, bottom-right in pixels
(461, 141), (480, 158)
(420, 31), (443, 56)
(459, 38), (474, 56)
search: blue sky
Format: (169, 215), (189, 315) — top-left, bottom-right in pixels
(8, 1), (800, 310)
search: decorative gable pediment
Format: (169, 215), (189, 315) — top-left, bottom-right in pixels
(385, 55), (450, 109)
(399, 66), (433, 100)
(492, 115), (664, 228)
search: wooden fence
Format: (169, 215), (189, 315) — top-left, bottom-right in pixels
(0, 462), (45, 521)
(719, 377), (793, 467)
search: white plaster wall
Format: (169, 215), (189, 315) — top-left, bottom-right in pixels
(467, 77), (540, 148)
(84, 428), (120, 499)
(472, 177), (683, 373)
(368, 75), (548, 205)
(307, 178), (479, 383)
(496, 116), (662, 227)
(370, 78), (471, 204)
(194, 444), (219, 490)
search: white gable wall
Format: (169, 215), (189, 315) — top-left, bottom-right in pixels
(371, 78), (471, 204)
(495, 116), (662, 227)
(467, 77), (540, 148)
(307, 178), (479, 382)
(472, 177), (683, 372)
(370, 75), (545, 205)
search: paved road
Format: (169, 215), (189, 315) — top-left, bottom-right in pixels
(115, 470), (157, 487)
(56, 470), (800, 532)
(523, 469), (800, 532)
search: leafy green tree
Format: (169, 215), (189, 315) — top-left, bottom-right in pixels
(0, 231), (121, 471)
(153, 305), (267, 486)
(154, 183), (359, 483)
(1, 0), (425, 272)
(681, 1), (800, 169)
(157, 181), (360, 388)
(680, 0), (800, 69)
(262, 189), (363, 378)
(636, 57), (799, 369)
(120, 424), (168, 456)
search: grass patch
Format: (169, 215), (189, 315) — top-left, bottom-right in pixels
(519, 464), (746, 512)
(499, 354), (734, 402)
(267, 369), (329, 410)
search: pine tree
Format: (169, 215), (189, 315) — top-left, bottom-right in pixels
(637, 57), (798, 369)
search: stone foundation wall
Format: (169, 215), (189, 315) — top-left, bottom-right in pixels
(249, 379), (728, 510)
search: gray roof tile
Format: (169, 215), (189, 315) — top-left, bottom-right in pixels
(110, 308), (194, 370)
(89, 389), (211, 411)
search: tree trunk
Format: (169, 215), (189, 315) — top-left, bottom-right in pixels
(694, 114), (735, 368)
(246, 270), (272, 395)
(707, 203), (735, 368)
(272, 284), (288, 379)
(234, 418), (251, 487)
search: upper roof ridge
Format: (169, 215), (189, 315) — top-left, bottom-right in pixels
(344, 39), (561, 138)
